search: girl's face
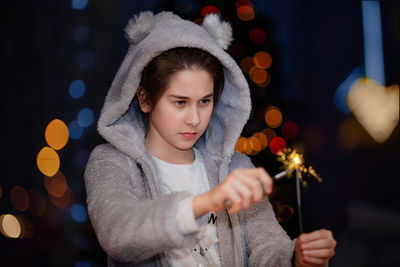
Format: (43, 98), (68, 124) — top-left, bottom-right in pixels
(142, 69), (214, 161)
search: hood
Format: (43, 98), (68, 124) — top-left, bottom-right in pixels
(97, 11), (251, 161)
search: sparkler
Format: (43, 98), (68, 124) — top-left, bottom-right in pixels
(273, 148), (322, 234)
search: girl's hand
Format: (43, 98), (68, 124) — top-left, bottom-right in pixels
(193, 167), (273, 217)
(295, 229), (337, 267)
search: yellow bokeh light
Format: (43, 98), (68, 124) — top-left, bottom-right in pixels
(240, 57), (255, 74)
(253, 51), (272, 69)
(44, 171), (67, 198)
(10, 185), (30, 212)
(37, 146), (60, 177)
(0, 214), (21, 238)
(45, 119), (69, 150)
(265, 106), (283, 128)
(237, 5), (255, 21)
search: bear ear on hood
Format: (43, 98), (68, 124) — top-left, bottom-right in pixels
(125, 11), (154, 44)
(202, 13), (233, 50)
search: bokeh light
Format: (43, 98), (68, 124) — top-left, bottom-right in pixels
(253, 51), (272, 69)
(252, 132), (268, 149)
(49, 186), (73, 209)
(174, 0), (194, 14)
(77, 108), (94, 128)
(37, 146), (60, 177)
(69, 79), (86, 99)
(201, 5), (220, 17)
(281, 121), (299, 140)
(44, 171), (67, 198)
(249, 136), (262, 152)
(73, 25), (90, 42)
(277, 204), (294, 223)
(270, 136), (287, 154)
(70, 204), (87, 223)
(240, 56), (255, 73)
(237, 5), (255, 21)
(257, 71), (271, 88)
(262, 128), (277, 144)
(265, 106), (283, 128)
(10, 185), (30, 211)
(28, 190), (47, 216)
(0, 214), (21, 238)
(77, 51), (95, 70)
(249, 66), (268, 85)
(68, 120), (84, 140)
(45, 119), (69, 150)
(235, 136), (247, 153)
(249, 28), (266, 44)
(71, 0), (89, 10)
(235, 0), (253, 8)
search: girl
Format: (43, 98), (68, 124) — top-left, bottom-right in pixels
(84, 11), (336, 267)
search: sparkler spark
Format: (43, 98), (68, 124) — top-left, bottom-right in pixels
(276, 148), (322, 187)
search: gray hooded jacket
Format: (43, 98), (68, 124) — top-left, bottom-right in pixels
(84, 11), (295, 267)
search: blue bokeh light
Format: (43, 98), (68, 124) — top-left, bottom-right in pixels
(71, 204), (87, 223)
(77, 51), (94, 70)
(77, 108), (94, 128)
(69, 80), (86, 99)
(71, 0), (89, 10)
(68, 120), (84, 140)
(73, 25), (90, 42)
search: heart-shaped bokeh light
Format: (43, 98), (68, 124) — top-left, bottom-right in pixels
(347, 78), (399, 143)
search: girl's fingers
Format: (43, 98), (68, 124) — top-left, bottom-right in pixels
(303, 248), (334, 259)
(301, 238), (334, 250)
(239, 168), (273, 195)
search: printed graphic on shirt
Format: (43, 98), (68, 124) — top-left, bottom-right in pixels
(208, 212), (217, 224)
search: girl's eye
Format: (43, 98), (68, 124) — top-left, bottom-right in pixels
(175, 100), (186, 106)
(200, 99), (211, 105)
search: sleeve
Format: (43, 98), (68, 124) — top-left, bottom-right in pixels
(230, 152), (296, 267)
(84, 145), (205, 262)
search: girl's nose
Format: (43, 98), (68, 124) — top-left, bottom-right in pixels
(185, 105), (200, 126)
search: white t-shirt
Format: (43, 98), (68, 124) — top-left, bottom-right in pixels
(151, 148), (221, 267)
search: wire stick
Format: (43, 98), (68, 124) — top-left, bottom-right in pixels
(296, 168), (303, 234)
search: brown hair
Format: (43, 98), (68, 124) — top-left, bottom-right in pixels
(138, 47), (224, 108)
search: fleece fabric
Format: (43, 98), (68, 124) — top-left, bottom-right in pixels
(84, 11), (295, 266)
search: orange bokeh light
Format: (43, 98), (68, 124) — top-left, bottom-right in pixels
(45, 119), (69, 150)
(249, 66), (268, 85)
(44, 171), (67, 198)
(265, 106), (283, 128)
(240, 57), (255, 73)
(249, 136), (262, 151)
(237, 5), (255, 21)
(253, 132), (268, 149)
(10, 185), (30, 212)
(254, 51), (272, 69)
(262, 128), (277, 144)
(49, 186), (73, 209)
(37, 146), (60, 177)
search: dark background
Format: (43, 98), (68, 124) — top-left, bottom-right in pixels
(1, 0), (399, 266)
